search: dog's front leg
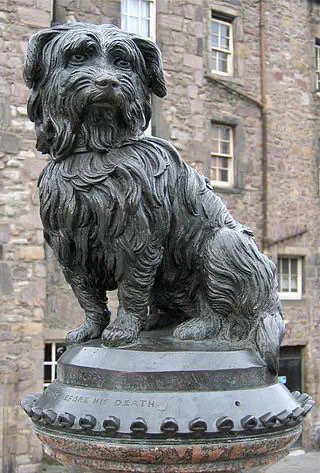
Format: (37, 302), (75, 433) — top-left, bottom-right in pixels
(63, 267), (111, 344)
(102, 245), (163, 346)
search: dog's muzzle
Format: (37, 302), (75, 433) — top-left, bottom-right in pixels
(95, 75), (120, 91)
(92, 75), (120, 105)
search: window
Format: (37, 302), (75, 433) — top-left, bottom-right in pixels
(121, 0), (155, 40)
(44, 342), (66, 388)
(277, 256), (303, 300)
(210, 124), (234, 186)
(211, 14), (233, 75)
(316, 42), (320, 92)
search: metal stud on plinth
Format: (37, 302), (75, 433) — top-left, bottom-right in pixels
(21, 331), (314, 473)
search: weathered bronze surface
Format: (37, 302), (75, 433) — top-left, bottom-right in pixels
(20, 23), (314, 472)
(23, 22), (284, 374)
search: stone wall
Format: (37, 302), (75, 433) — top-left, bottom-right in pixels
(0, 1), (51, 471)
(265, 0), (320, 448)
(0, 1), (320, 471)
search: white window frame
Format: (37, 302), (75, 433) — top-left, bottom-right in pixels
(316, 43), (320, 93)
(121, 0), (156, 41)
(277, 257), (303, 300)
(210, 124), (234, 187)
(44, 341), (65, 388)
(210, 15), (233, 76)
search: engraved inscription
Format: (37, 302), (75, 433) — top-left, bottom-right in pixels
(64, 368), (102, 385)
(45, 390), (89, 404)
(44, 389), (168, 411)
(114, 399), (155, 408)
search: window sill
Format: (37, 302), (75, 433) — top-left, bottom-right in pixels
(205, 72), (244, 87)
(279, 294), (303, 302)
(214, 186), (243, 195)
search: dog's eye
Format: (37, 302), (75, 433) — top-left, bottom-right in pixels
(114, 58), (130, 68)
(70, 53), (88, 64)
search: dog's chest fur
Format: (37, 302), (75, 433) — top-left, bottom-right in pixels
(38, 139), (177, 273)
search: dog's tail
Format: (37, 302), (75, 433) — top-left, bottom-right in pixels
(256, 307), (285, 375)
(202, 225), (285, 374)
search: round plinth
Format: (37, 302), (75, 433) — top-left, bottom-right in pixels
(37, 424), (301, 472)
(21, 331), (314, 472)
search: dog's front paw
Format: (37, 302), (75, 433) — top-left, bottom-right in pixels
(102, 316), (141, 347)
(66, 321), (106, 344)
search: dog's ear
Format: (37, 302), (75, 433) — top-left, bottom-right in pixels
(131, 36), (167, 98)
(23, 28), (59, 89)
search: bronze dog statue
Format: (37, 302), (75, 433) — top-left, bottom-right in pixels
(24, 23), (284, 373)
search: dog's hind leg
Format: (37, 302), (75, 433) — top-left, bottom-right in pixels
(63, 267), (110, 344)
(174, 226), (280, 350)
(102, 244), (163, 346)
(173, 294), (223, 340)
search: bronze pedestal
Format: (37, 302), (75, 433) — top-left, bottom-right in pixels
(21, 331), (313, 472)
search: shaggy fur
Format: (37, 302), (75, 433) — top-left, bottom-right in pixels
(24, 23), (284, 374)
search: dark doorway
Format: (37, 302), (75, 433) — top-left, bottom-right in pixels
(279, 345), (304, 447)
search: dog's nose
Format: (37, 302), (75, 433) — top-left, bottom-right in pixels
(95, 76), (119, 90)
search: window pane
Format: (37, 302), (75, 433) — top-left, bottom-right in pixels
(128, 0), (139, 16)
(211, 35), (219, 48)
(121, 15), (127, 31)
(121, 0), (127, 14)
(128, 16), (139, 34)
(44, 343), (52, 362)
(291, 259), (298, 275)
(211, 21), (219, 35)
(220, 126), (230, 141)
(221, 36), (230, 50)
(44, 365), (52, 384)
(141, 0), (150, 18)
(281, 275), (289, 292)
(211, 51), (218, 71)
(221, 140), (230, 155)
(220, 169), (229, 182)
(141, 18), (150, 38)
(281, 258), (289, 275)
(221, 157), (229, 169)
(218, 52), (228, 73)
(221, 24), (230, 40)
(291, 275), (298, 292)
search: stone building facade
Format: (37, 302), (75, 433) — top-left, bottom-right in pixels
(0, 0), (319, 471)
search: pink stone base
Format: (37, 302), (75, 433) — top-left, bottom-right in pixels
(35, 424), (301, 473)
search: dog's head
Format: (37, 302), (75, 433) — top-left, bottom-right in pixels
(24, 23), (167, 160)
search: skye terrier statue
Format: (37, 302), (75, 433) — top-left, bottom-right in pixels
(24, 23), (284, 374)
